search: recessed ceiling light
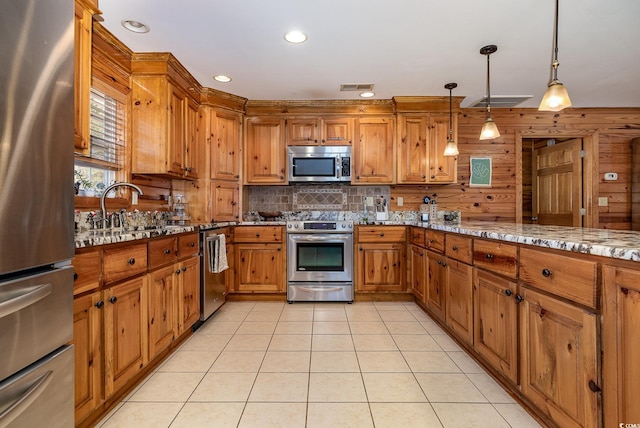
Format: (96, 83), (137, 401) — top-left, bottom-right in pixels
(213, 75), (232, 83)
(284, 31), (308, 44)
(121, 20), (150, 33)
(360, 91), (375, 98)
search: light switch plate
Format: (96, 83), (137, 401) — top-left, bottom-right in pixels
(598, 197), (608, 206)
(604, 172), (618, 181)
(132, 192), (138, 205)
(397, 196), (403, 206)
(365, 196), (374, 205)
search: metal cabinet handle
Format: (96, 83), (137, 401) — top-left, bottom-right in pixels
(95, 301), (104, 309)
(109, 296), (117, 304)
(380, 233), (385, 237)
(504, 289), (512, 296)
(588, 380), (601, 393)
(189, 242), (195, 247)
(442, 262), (447, 267)
(515, 294), (524, 303)
(429, 239), (435, 244)
(452, 245), (458, 251)
(486, 254), (494, 259)
(182, 266), (187, 272)
(542, 268), (552, 277)
(164, 249), (171, 255)
(176, 270), (181, 275)
(128, 258), (136, 265)
(74, 272), (78, 281)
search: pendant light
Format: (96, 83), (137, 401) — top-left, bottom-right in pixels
(479, 45), (500, 140)
(538, 0), (572, 111)
(443, 82), (459, 156)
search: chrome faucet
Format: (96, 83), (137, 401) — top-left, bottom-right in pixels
(100, 182), (144, 229)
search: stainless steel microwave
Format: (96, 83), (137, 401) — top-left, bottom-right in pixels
(288, 145), (352, 183)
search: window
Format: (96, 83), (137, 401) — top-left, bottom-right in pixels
(74, 81), (126, 193)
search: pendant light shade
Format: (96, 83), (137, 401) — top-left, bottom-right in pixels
(479, 45), (500, 140)
(538, 0), (572, 111)
(443, 82), (459, 157)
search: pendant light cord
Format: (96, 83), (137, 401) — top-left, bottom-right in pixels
(486, 53), (492, 118)
(552, 0), (560, 81)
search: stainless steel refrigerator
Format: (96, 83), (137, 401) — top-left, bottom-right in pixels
(0, 0), (75, 426)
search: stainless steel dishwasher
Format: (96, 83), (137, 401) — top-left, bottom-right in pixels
(199, 228), (227, 321)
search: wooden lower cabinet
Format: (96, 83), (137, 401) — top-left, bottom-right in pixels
(603, 265), (640, 428)
(178, 256), (200, 334)
(425, 250), (447, 321)
(235, 243), (285, 292)
(410, 244), (427, 303)
(73, 291), (103, 424)
(225, 243), (235, 294)
(520, 286), (598, 428)
(445, 259), (473, 346)
(104, 276), (148, 398)
(473, 269), (519, 384)
(148, 265), (177, 360)
(356, 242), (406, 292)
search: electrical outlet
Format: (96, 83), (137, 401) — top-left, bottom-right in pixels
(366, 196), (374, 205)
(132, 192), (138, 205)
(397, 196), (403, 207)
(604, 172), (618, 181)
(598, 197), (608, 207)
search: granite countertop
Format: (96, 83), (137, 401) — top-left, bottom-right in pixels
(75, 225), (196, 248)
(427, 221), (640, 263)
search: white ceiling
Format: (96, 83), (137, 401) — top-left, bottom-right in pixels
(99, 0), (640, 108)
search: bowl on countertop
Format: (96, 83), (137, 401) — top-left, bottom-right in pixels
(258, 211), (281, 220)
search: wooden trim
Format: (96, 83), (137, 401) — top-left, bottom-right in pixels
(245, 99), (396, 116)
(515, 131), (523, 224)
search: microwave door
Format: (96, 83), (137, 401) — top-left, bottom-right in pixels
(291, 157), (336, 181)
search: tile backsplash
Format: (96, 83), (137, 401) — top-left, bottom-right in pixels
(247, 185), (390, 213)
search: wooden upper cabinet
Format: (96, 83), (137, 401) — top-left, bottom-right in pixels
(211, 181), (239, 221)
(353, 117), (395, 184)
(74, 0), (97, 154)
(245, 117), (287, 184)
(131, 55), (200, 180)
(287, 117), (354, 145)
(211, 109), (242, 181)
(397, 114), (457, 184)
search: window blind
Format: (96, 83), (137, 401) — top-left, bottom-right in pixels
(89, 87), (124, 167)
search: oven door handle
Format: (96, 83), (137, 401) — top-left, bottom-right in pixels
(0, 371), (53, 427)
(288, 234), (352, 242)
(299, 286), (345, 292)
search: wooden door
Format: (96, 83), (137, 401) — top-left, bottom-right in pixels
(533, 138), (583, 226)
(603, 265), (640, 428)
(428, 115), (457, 183)
(322, 117), (354, 145)
(236, 243), (284, 292)
(287, 118), (320, 145)
(473, 269), (518, 383)
(397, 115), (428, 183)
(73, 291), (103, 424)
(167, 83), (186, 175)
(446, 259), (473, 345)
(410, 244), (427, 303)
(245, 117), (286, 184)
(353, 117), (395, 183)
(104, 276), (148, 398)
(212, 110), (241, 181)
(184, 99), (199, 179)
(426, 250), (447, 321)
(356, 243), (405, 292)
(148, 265), (176, 359)
(178, 256), (200, 334)
(211, 181), (239, 221)
(520, 287), (598, 428)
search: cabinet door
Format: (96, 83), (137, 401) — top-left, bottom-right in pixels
(225, 243), (235, 293)
(426, 250), (447, 321)
(167, 83), (186, 175)
(287, 118), (320, 145)
(74, 0), (92, 153)
(148, 265), (176, 359)
(236, 243), (284, 292)
(211, 181), (239, 221)
(397, 115), (428, 183)
(73, 291), (103, 424)
(410, 244), (427, 303)
(245, 117), (286, 184)
(322, 117), (354, 145)
(353, 118), (395, 184)
(603, 266), (640, 428)
(446, 259), (473, 346)
(356, 243), (405, 292)
(427, 115), (457, 183)
(520, 287), (598, 428)
(178, 256), (200, 334)
(184, 99), (199, 179)
(473, 269), (518, 383)
(212, 110), (241, 181)
(104, 276), (148, 398)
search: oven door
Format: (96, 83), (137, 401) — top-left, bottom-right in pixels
(287, 233), (353, 283)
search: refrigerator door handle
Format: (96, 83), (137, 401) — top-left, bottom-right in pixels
(0, 283), (52, 319)
(0, 371), (53, 427)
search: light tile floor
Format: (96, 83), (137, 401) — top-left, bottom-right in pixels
(97, 301), (542, 428)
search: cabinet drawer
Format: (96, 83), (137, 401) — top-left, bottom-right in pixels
(358, 226), (406, 243)
(148, 237), (178, 270)
(178, 232), (199, 259)
(409, 227), (426, 246)
(520, 247), (598, 308)
(425, 230), (445, 253)
(473, 239), (518, 278)
(215, 227), (233, 244)
(446, 234), (473, 264)
(73, 249), (101, 294)
(234, 226), (283, 243)
(103, 243), (147, 284)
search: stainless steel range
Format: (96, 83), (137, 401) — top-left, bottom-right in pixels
(286, 220), (354, 302)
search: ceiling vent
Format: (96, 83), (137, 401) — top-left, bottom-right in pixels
(340, 83), (374, 92)
(468, 95), (532, 108)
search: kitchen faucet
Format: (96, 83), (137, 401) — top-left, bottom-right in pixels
(100, 182), (144, 229)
